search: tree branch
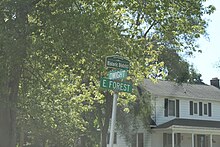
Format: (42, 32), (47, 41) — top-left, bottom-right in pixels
(143, 20), (157, 38)
(31, 0), (43, 7)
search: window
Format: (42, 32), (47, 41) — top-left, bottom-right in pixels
(189, 101), (212, 117)
(169, 100), (175, 116)
(195, 135), (209, 147)
(190, 102), (199, 115)
(194, 103), (198, 114)
(107, 132), (117, 144)
(132, 133), (144, 147)
(164, 99), (179, 117)
(204, 104), (207, 115)
(163, 133), (181, 147)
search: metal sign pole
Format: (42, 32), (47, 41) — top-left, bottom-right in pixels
(109, 91), (118, 147)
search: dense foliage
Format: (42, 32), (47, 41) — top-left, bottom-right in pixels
(0, 0), (214, 146)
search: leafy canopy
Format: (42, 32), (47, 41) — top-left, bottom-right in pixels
(0, 0), (215, 146)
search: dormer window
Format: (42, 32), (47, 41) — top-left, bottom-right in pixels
(164, 98), (179, 117)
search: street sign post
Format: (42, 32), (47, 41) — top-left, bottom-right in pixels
(108, 70), (127, 80)
(100, 77), (132, 93)
(105, 55), (130, 70)
(102, 55), (131, 147)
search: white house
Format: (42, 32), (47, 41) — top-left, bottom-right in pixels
(108, 78), (220, 147)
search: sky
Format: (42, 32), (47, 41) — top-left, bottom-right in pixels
(187, 0), (220, 85)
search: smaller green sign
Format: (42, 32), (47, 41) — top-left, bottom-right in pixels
(100, 77), (132, 93)
(105, 56), (130, 70)
(108, 70), (127, 80)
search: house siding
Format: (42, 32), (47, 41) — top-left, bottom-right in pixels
(154, 96), (220, 126)
(151, 132), (163, 147)
(112, 80), (220, 147)
(155, 97), (176, 125)
(107, 133), (128, 147)
(180, 98), (220, 121)
(144, 131), (152, 147)
(108, 122), (152, 147)
(213, 135), (220, 147)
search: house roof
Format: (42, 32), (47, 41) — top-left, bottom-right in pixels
(155, 118), (220, 129)
(149, 117), (156, 126)
(142, 79), (220, 101)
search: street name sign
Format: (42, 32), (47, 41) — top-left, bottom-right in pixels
(108, 70), (127, 80)
(103, 55), (131, 147)
(100, 77), (132, 93)
(105, 55), (130, 70)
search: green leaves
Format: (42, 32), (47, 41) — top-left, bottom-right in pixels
(0, 0), (215, 146)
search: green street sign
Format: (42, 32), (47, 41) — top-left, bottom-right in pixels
(100, 77), (132, 93)
(108, 70), (127, 80)
(105, 55), (130, 70)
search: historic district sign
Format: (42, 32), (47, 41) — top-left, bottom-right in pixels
(100, 55), (132, 93)
(105, 55), (130, 70)
(100, 77), (132, 93)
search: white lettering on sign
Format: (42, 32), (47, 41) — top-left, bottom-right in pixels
(109, 80), (131, 92)
(107, 61), (118, 67)
(109, 81), (114, 88)
(100, 78), (132, 93)
(102, 79), (107, 88)
(119, 63), (129, 69)
(109, 70), (127, 80)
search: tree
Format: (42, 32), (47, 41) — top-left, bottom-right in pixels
(159, 48), (204, 84)
(0, 0), (215, 146)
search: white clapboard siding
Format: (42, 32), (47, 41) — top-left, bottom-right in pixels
(144, 131), (152, 147)
(111, 92), (220, 147)
(107, 133), (128, 147)
(109, 121), (152, 147)
(151, 131), (163, 147)
(154, 96), (220, 126)
(180, 98), (220, 121)
(154, 97), (176, 125)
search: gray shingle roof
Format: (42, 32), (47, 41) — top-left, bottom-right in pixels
(156, 118), (220, 129)
(142, 79), (220, 101)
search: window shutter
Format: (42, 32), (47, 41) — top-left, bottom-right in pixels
(208, 103), (212, 117)
(190, 101), (193, 115)
(164, 99), (168, 117)
(199, 102), (203, 116)
(176, 100), (179, 117)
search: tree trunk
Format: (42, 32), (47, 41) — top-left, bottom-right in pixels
(0, 65), (21, 147)
(19, 126), (25, 147)
(99, 92), (112, 147)
(0, 3), (29, 146)
(0, 104), (16, 147)
(100, 123), (110, 147)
